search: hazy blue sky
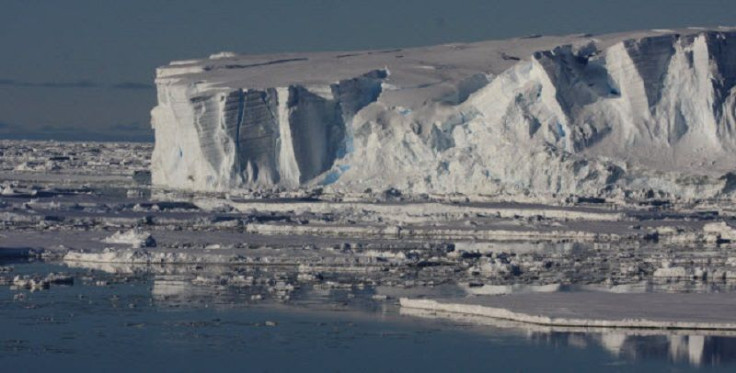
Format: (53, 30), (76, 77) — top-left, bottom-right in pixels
(1, 0), (735, 141)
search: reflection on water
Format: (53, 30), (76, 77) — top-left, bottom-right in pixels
(4, 260), (736, 370)
(533, 331), (736, 367)
(401, 307), (736, 367)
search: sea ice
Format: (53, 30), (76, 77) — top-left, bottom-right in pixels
(102, 229), (157, 248)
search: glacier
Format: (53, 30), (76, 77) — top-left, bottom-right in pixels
(151, 27), (736, 200)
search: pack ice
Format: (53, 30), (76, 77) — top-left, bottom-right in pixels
(151, 28), (736, 200)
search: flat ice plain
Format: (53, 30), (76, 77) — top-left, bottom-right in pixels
(4, 27), (736, 370)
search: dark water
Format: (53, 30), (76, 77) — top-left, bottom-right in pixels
(1, 262), (735, 372)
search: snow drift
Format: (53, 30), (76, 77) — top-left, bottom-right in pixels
(151, 28), (736, 200)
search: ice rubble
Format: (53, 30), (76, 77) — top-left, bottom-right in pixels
(102, 229), (157, 248)
(152, 28), (736, 199)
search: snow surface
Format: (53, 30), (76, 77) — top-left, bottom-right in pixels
(152, 28), (736, 200)
(401, 292), (736, 330)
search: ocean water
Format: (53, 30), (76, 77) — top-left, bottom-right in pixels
(1, 261), (735, 372)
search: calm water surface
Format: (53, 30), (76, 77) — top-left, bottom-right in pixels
(1, 261), (735, 372)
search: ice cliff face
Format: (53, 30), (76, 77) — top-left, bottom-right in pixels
(152, 69), (386, 190)
(151, 28), (736, 200)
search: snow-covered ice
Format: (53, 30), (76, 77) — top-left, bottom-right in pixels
(400, 292), (736, 330)
(102, 229), (157, 248)
(152, 28), (736, 201)
(6, 29), (736, 344)
(7, 25), (736, 370)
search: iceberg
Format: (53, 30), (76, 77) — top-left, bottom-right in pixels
(151, 27), (736, 200)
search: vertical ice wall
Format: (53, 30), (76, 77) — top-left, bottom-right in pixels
(151, 70), (387, 190)
(152, 30), (736, 199)
(339, 31), (736, 198)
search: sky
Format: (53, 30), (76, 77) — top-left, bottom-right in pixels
(1, 0), (735, 142)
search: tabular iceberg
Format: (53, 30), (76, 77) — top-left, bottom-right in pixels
(151, 28), (736, 200)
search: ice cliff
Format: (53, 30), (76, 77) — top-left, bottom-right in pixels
(151, 28), (736, 200)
